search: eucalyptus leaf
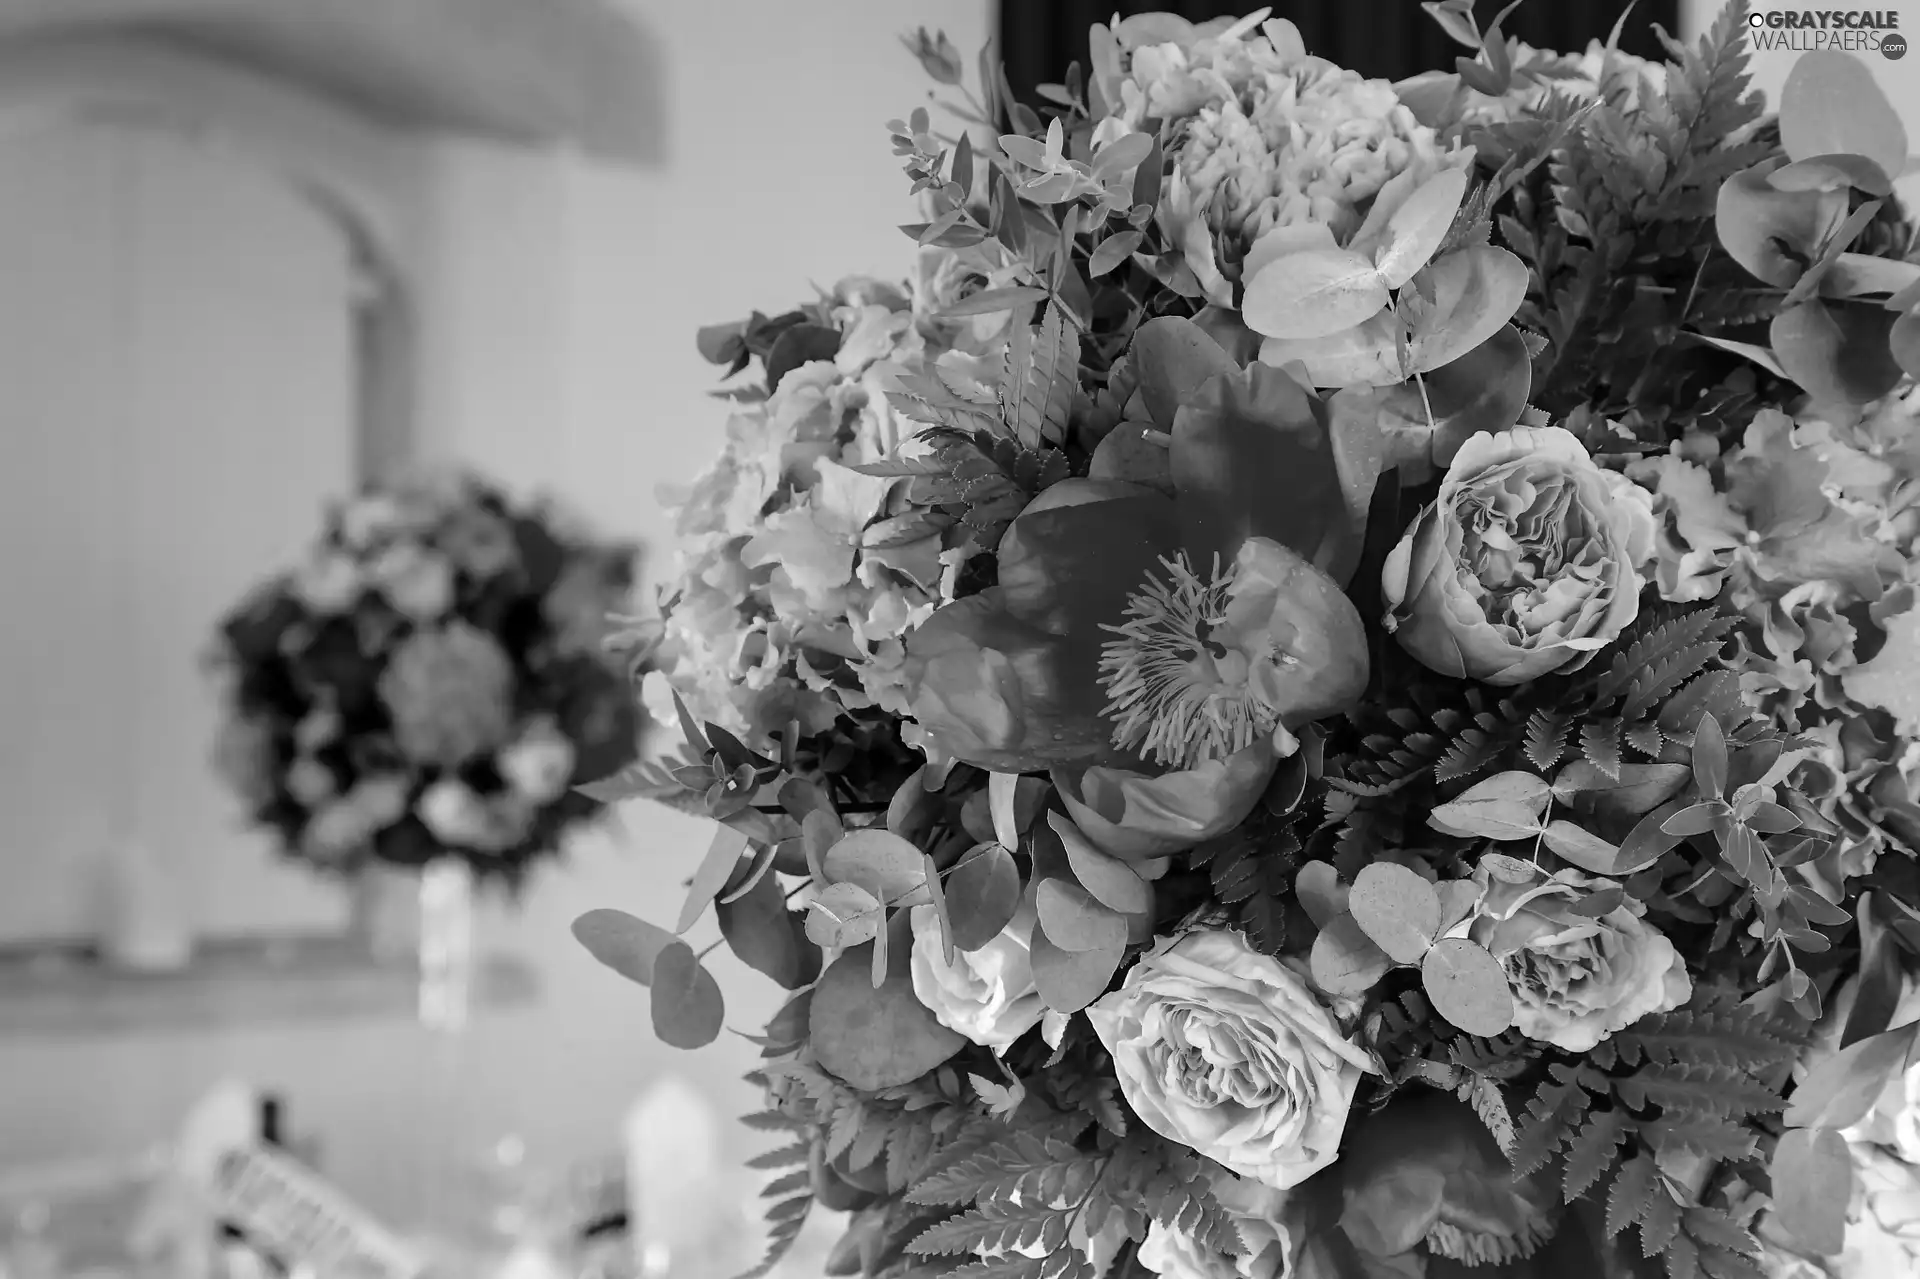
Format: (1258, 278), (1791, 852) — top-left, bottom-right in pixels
(1348, 863), (1442, 965)
(1783, 1024), (1920, 1129)
(718, 838), (781, 904)
(676, 824), (752, 934)
(1428, 771), (1551, 840)
(651, 942), (725, 1049)
(1770, 1127), (1852, 1257)
(1422, 938), (1514, 1035)
(1772, 298), (1904, 407)
(1053, 812), (1152, 915)
(823, 828), (932, 908)
(1373, 166), (1471, 289)
(943, 286), (1048, 318)
(1296, 862), (1348, 930)
(1403, 247), (1530, 375)
(1242, 247), (1390, 341)
(1131, 317), (1240, 431)
(923, 852), (956, 966)
(806, 881), (883, 948)
(810, 930), (965, 1089)
(1036, 878), (1129, 952)
(1310, 913), (1392, 996)
(719, 871), (820, 990)
(945, 842), (1024, 950)
(1032, 922), (1125, 1013)
(1435, 880), (1479, 936)
(571, 909), (675, 987)
(1780, 49), (1908, 184)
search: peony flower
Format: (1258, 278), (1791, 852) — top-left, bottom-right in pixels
(1462, 860), (1690, 1053)
(1087, 928), (1372, 1189)
(904, 320), (1368, 813)
(1106, 15), (1451, 248)
(1139, 1168), (1300, 1279)
(377, 622), (518, 766)
(1382, 426), (1657, 685)
(369, 542), (456, 621)
(1055, 745), (1275, 861)
(497, 718), (577, 805)
(908, 904), (1045, 1052)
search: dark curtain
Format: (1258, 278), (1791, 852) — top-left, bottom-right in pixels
(999, 0), (1681, 108)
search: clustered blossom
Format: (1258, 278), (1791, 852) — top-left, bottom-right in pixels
(642, 279), (959, 747)
(1112, 13), (1454, 250)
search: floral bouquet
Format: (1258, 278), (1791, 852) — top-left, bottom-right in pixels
(576, 4), (1920, 1277)
(211, 472), (641, 884)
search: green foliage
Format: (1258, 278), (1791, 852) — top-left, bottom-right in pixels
(1187, 804), (1302, 955)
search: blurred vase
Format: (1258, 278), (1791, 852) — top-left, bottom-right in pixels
(95, 837), (193, 973)
(349, 862), (419, 965)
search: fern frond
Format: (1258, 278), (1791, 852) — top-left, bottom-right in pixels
(735, 1191), (814, 1279)
(1525, 710), (1575, 771)
(1588, 1008), (1796, 1073)
(1513, 1079), (1592, 1177)
(1610, 1062), (1786, 1120)
(1606, 1154), (1659, 1240)
(1593, 608), (1736, 706)
(1000, 304), (1078, 450)
(908, 1200), (1064, 1258)
(1425, 1214), (1559, 1267)
(1580, 718), (1624, 781)
(1459, 1076), (1518, 1156)
(1562, 1109), (1629, 1202)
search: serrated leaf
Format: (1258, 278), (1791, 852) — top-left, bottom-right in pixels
(1581, 718), (1624, 782)
(1563, 1109), (1629, 1202)
(1606, 1155), (1657, 1240)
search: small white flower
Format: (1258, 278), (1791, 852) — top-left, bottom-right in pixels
(418, 778), (489, 847)
(292, 551), (363, 615)
(286, 757), (337, 806)
(370, 542), (456, 621)
(293, 707), (343, 754)
(498, 720), (576, 804)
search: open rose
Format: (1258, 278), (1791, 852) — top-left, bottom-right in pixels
(908, 904), (1045, 1051)
(1139, 1168), (1300, 1278)
(1087, 929), (1371, 1189)
(1382, 426), (1656, 685)
(1462, 861), (1690, 1053)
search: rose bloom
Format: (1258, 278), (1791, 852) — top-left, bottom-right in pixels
(908, 904), (1045, 1052)
(1382, 427), (1656, 685)
(1462, 861), (1690, 1053)
(1139, 1168), (1299, 1279)
(1087, 929), (1371, 1189)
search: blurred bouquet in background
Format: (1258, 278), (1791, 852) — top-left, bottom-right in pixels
(209, 472), (641, 885)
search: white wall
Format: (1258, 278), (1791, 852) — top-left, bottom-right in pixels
(0, 0), (989, 1236)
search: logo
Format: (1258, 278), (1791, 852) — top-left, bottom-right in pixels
(1747, 9), (1903, 53)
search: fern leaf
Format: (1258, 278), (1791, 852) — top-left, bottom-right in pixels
(1000, 305), (1077, 450)
(735, 1193), (814, 1279)
(1435, 727), (1501, 783)
(1638, 1182), (1683, 1257)
(1591, 1008), (1796, 1073)
(747, 1141), (811, 1170)
(1678, 1205), (1764, 1279)
(948, 1252), (1096, 1279)
(909, 1200), (1062, 1257)
(1626, 720), (1665, 758)
(1580, 718), (1624, 781)
(1525, 710), (1575, 771)
(1459, 1076), (1519, 1156)
(1640, 1114), (1759, 1163)
(1611, 1062), (1786, 1119)
(1606, 1154), (1658, 1240)
(1562, 1109), (1629, 1202)
(1513, 1079), (1591, 1176)
(1594, 608), (1735, 706)
(906, 1133), (1090, 1208)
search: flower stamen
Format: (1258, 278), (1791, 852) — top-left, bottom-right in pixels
(1098, 552), (1286, 769)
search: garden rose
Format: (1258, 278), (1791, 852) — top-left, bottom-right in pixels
(1138, 1168), (1299, 1279)
(1463, 861), (1690, 1053)
(1087, 929), (1371, 1188)
(1382, 426), (1657, 685)
(908, 904), (1045, 1051)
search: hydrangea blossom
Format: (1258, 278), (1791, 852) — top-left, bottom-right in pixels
(643, 280), (955, 746)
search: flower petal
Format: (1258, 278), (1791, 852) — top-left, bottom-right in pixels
(1172, 364), (1353, 577)
(1053, 744), (1277, 860)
